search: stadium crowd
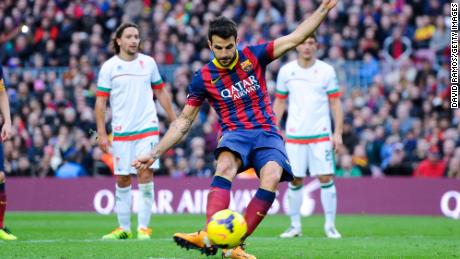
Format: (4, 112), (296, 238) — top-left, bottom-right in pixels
(0, 0), (458, 179)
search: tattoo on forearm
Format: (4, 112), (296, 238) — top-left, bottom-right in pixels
(177, 113), (193, 135)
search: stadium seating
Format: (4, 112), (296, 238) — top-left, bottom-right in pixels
(0, 0), (457, 178)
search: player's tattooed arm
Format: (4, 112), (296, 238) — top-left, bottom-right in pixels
(174, 112), (194, 136)
(149, 104), (200, 159)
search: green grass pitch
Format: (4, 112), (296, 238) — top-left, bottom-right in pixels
(0, 213), (459, 258)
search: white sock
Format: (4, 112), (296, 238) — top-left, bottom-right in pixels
(320, 180), (337, 228)
(137, 182), (154, 230)
(115, 184), (132, 231)
(288, 182), (303, 229)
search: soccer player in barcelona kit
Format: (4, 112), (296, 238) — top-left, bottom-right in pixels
(0, 66), (16, 240)
(133, 1), (337, 258)
(95, 23), (176, 240)
(273, 35), (343, 239)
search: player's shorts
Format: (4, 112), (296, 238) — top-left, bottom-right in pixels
(285, 141), (336, 177)
(112, 135), (159, 175)
(214, 129), (293, 182)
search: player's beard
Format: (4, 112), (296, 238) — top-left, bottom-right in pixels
(218, 53), (236, 67)
(125, 45), (139, 56)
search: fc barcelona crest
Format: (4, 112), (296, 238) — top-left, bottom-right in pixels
(240, 59), (253, 72)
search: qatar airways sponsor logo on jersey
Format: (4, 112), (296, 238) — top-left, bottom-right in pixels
(220, 75), (260, 100)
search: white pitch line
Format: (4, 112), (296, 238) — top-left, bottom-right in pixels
(12, 238), (173, 243)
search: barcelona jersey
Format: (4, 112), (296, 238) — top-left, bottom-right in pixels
(186, 41), (278, 132)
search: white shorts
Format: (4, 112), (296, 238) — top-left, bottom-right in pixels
(112, 135), (159, 175)
(285, 141), (335, 177)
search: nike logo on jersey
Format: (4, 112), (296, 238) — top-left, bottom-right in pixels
(211, 76), (221, 85)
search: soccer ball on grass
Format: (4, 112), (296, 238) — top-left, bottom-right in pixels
(207, 209), (247, 248)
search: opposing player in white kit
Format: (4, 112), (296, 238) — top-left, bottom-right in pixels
(95, 23), (176, 240)
(273, 35), (343, 239)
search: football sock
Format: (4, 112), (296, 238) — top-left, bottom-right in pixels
(288, 182), (303, 229)
(244, 188), (275, 237)
(206, 176), (231, 226)
(0, 181), (5, 229)
(320, 179), (337, 228)
(137, 182), (154, 229)
(115, 184), (132, 231)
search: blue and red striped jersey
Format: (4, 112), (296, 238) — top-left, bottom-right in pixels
(186, 41), (278, 132)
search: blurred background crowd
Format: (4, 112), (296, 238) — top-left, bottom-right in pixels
(0, 0), (458, 179)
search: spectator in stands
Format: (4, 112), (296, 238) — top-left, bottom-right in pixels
(0, 0), (456, 179)
(430, 16), (450, 55)
(55, 149), (87, 178)
(336, 154), (362, 178)
(383, 26), (412, 63)
(413, 146), (447, 178)
(447, 156), (460, 180)
(383, 143), (413, 177)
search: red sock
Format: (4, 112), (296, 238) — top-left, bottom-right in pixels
(244, 188), (275, 237)
(0, 183), (6, 229)
(205, 176), (231, 229)
(206, 187), (230, 223)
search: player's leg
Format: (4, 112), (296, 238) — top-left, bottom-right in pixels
(136, 168), (154, 239)
(0, 171), (17, 240)
(244, 160), (282, 238)
(206, 151), (240, 224)
(222, 149), (287, 259)
(318, 174), (340, 238)
(135, 136), (158, 240)
(0, 172), (5, 229)
(102, 141), (134, 240)
(174, 131), (251, 256)
(309, 142), (341, 238)
(281, 143), (307, 238)
(173, 150), (241, 256)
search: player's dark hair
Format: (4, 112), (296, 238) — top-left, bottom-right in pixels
(306, 32), (318, 42)
(112, 22), (141, 54)
(208, 16), (238, 42)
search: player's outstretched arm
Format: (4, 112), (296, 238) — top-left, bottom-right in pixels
(132, 104), (200, 169)
(273, 0), (337, 59)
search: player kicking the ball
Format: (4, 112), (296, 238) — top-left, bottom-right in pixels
(133, 1), (337, 258)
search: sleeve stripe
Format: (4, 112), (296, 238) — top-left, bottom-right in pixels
(96, 91), (110, 97)
(326, 89), (340, 95)
(275, 93), (288, 99)
(186, 98), (203, 106)
(151, 79), (163, 86)
(151, 82), (165, 90)
(97, 86), (111, 93)
(327, 92), (342, 98)
(275, 89), (289, 95)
